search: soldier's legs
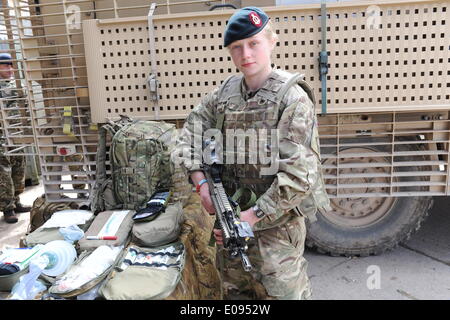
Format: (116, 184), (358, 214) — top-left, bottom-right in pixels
(256, 216), (311, 300)
(219, 216), (311, 300)
(0, 154), (16, 211)
(0, 154), (19, 222)
(10, 154), (26, 199)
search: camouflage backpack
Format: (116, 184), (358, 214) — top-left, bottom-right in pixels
(27, 195), (79, 234)
(90, 117), (179, 213)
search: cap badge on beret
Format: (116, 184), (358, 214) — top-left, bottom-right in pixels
(223, 7), (270, 47)
(249, 11), (262, 27)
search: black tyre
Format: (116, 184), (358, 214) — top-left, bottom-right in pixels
(306, 137), (434, 256)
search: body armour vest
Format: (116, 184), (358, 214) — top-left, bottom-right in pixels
(215, 69), (331, 225)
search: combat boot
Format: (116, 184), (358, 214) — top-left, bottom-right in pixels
(3, 210), (18, 224)
(14, 202), (31, 213)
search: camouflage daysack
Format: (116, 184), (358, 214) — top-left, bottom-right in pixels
(26, 194), (79, 234)
(90, 117), (186, 213)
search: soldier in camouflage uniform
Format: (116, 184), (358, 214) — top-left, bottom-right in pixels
(175, 7), (330, 299)
(0, 53), (31, 223)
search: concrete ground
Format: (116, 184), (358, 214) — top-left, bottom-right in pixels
(1, 183), (449, 300)
(0, 182), (44, 251)
(306, 196), (450, 300)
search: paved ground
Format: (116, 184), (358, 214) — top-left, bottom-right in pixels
(1, 183), (449, 300)
(0, 182), (44, 251)
(305, 196), (450, 300)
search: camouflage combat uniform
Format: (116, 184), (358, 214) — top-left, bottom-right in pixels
(176, 69), (331, 300)
(0, 79), (27, 212)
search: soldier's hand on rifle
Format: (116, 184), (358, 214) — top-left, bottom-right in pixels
(191, 171), (215, 214)
(239, 208), (261, 229)
(199, 182), (215, 214)
(213, 228), (223, 245)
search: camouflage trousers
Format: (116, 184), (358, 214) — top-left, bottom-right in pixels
(0, 152), (26, 211)
(217, 215), (311, 300)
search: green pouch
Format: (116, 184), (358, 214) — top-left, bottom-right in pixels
(99, 242), (185, 300)
(131, 202), (184, 247)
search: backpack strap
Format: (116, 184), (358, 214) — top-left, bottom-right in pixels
(275, 73), (316, 106)
(92, 123), (119, 195)
(215, 75), (237, 131)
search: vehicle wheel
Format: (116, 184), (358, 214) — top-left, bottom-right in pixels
(306, 138), (434, 256)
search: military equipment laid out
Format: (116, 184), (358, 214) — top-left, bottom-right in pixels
(1, 119), (220, 300)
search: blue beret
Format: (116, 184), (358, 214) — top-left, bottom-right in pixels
(0, 53), (12, 65)
(223, 7), (270, 47)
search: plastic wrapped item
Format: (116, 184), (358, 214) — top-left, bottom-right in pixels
(8, 240), (77, 299)
(0, 246), (43, 271)
(52, 246), (122, 294)
(38, 240), (77, 277)
(59, 225), (85, 244)
(9, 255), (48, 300)
(0, 246), (44, 291)
(40, 210), (93, 229)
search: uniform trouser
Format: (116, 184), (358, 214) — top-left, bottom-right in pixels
(0, 152), (25, 211)
(217, 215), (312, 300)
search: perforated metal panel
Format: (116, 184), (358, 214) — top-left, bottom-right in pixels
(84, 0), (449, 123)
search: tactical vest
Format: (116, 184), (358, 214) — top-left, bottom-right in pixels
(215, 69), (330, 225)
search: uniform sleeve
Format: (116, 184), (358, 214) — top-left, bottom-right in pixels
(173, 87), (219, 174)
(256, 85), (322, 222)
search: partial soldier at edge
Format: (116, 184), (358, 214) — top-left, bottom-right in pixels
(0, 53), (31, 224)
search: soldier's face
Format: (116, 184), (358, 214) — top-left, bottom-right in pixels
(228, 31), (275, 79)
(0, 64), (13, 80)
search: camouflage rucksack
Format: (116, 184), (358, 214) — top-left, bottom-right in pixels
(27, 195), (79, 233)
(90, 117), (184, 213)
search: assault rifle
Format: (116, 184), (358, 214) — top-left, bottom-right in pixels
(203, 139), (254, 272)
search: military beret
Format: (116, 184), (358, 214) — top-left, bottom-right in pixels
(223, 7), (270, 47)
(0, 53), (12, 65)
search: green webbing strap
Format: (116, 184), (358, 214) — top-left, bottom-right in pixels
(95, 123), (119, 186)
(215, 75), (235, 131)
(231, 187), (257, 213)
(215, 113), (225, 131)
(319, 0), (328, 114)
